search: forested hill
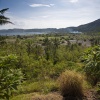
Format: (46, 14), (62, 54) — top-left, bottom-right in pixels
(73, 18), (100, 32)
(0, 19), (100, 34)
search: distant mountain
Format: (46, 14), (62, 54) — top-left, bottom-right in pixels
(0, 28), (58, 34)
(0, 19), (100, 35)
(0, 29), (24, 33)
(74, 18), (100, 32)
(25, 28), (57, 33)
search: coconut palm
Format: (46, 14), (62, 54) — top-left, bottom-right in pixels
(0, 8), (13, 25)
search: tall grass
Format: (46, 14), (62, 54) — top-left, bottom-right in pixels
(58, 70), (84, 99)
(14, 80), (59, 95)
(11, 80), (59, 100)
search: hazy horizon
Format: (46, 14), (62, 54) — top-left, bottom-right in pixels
(0, 0), (100, 29)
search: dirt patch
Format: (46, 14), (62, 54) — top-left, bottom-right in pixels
(84, 89), (100, 100)
(31, 90), (100, 100)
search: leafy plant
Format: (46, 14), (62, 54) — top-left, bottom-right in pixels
(0, 55), (23, 100)
(81, 45), (100, 86)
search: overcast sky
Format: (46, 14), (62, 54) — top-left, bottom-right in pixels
(0, 0), (100, 29)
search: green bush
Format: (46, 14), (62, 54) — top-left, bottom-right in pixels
(58, 70), (83, 99)
(81, 45), (100, 86)
(0, 55), (23, 100)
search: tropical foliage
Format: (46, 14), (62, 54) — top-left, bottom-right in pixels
(0, 31), (100, 99)
(0, 8), (12, 25)
(0, 55), (23, 100)
(81, 45), (100, 86)
(0, 9), (22, 100)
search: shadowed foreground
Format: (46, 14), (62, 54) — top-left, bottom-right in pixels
(31, 91), (99, 100)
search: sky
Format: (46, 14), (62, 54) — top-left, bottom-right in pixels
(0, 0), (100, 29)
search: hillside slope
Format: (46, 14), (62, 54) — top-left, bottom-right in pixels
(74, 19), (100, 32)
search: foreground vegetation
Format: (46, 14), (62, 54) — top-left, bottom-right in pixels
(0, 33), (100, 100)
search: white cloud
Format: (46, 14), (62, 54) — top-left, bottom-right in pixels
(29, 4), (55, 7)
(50, 4), (55, 6)
(69, 0), (78, 3)
(0, 14), (96, 30)
(1, 0), (100, 30)
(41, 15), (49, 18)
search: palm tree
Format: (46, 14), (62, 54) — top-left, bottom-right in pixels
(0, 8), (13, 25)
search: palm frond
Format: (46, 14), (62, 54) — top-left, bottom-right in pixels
(0, 19), (13, 25)
(0, 15), (9, 20)
(0, 8), (9, 14)
(0, 8), (13, 25)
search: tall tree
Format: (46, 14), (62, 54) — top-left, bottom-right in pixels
(0, 8), (12, 25)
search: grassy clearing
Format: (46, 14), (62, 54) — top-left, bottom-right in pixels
(20, 80), (58, 94)
(11, 71), (93, 100)
(11, 93), (35, 100)
(11, 80), (59, 100)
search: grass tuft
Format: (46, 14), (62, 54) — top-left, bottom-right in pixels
(58, 70), (84, 99)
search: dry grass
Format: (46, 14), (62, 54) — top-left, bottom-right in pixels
(58, 70), (84, 99)
(11, 92), (62, 100)
(31, 92), (62, 100)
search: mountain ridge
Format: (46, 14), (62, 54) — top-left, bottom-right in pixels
(0, 18), (100, 34)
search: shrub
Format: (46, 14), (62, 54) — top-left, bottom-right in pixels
(81, 46), (100, 86)
(58, 70), (83, 100)
(0, 55), (23, 100)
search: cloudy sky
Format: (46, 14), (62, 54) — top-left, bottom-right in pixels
(0, 0), (100, 29)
